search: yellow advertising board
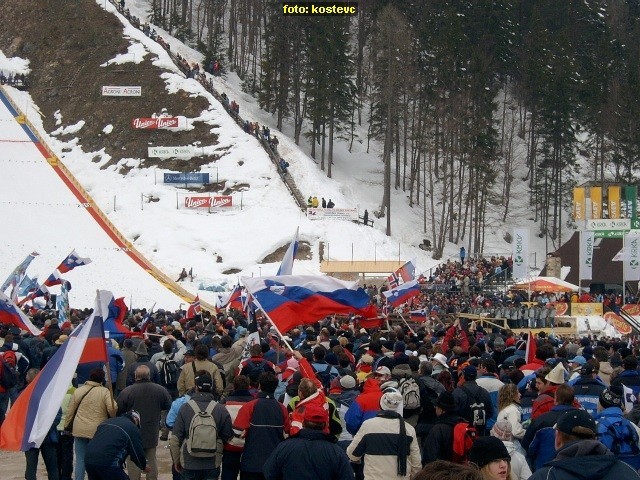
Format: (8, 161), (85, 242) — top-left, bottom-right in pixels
(571, 302), (603, 316)
(609, 186), (621, 219)
(590, 186), (602, 219)
(573, 187), (585, 221)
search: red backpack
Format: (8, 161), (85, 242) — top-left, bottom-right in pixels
(0, 351), (19, 391)
(451, 421), (478, 464)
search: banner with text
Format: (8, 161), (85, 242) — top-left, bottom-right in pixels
(184, 196), (232, 208)
(512, 228), (530, 280)
(624, 185), (638, 219)
(164, 172), (209, 184)
(306, 208), (358, 221)
(574, 187), (586, 221)
(590, 186), (602, 219)
(571, 302), (603, 317)
(101, 86), (142, 96)
(579, 230), (594, 280)
(149, 146), (195, 158)
(609, 186), (621, 219)
(624, 230), (640, 282)
(132, 117), (179, 129)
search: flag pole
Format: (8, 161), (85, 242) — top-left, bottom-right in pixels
(96, 290), (117, 413)
(396, 312), (415, 335)
(249, 296), (295, 352)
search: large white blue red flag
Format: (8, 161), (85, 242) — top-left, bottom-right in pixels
(242, 275), (378, 334)
(0, 291), (42, 335)
(217, 284), (243, 310)
(0, 252), (39, 293)
(277, 227), (299, 276)
(0, 290), (110, 451)
(383, 280), (421, 308)
(387, 259), (416, 288)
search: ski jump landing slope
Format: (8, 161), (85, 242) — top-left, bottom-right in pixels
(0, 86), (212, 310)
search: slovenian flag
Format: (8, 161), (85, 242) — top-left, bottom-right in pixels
(0, 290), (110, 451)
(0, 291), (42, 336)
(56, 249), (92, 274)
(277, 227), (299, 276)
(242, 275), (378, 334)
(218, 284), (243, 310)
(103, 296), (130, 340)
(383, 280), (421, 308)
(410, 309), (427, 322)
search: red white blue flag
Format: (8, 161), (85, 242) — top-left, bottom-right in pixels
(243, 275), (378, 334)
(0, 291), (42, 336)
(56, 249), (92, 274)
(383, 280), (421, 308)
(277, 227), (299, 276)
(0, 290), (110, 451)
(103, 295), (130, 340)
(186, 295), (202, 319)
(387, 260), (416, 288)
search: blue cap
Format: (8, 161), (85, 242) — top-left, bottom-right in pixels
(570, 355), (586, 366)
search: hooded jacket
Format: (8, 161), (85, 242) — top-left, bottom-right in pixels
(422, 411), (466, 464)
(345, 378), (383, 435)
(503, 440), (532, 480)
(529, 439), (640, 480)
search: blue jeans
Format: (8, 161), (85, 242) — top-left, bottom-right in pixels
(181, 466), (220, 480)
(74, 437), (90, 480)
(25, 444), (59, 480)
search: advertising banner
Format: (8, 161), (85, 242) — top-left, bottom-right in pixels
(609, 186), (621, 219)
(184, 196), (232, 208)
(101, 86), (142, 96)
(512, 228), (529, 280)
(164, 173), (209, 184)
(624, 230), (640, 282)
(573, 187), (586, 221)
(624, 185), (637, 219)
(148, 146), (194, 158)
(590, 186), (602, 219)
(571, 303), (603, 316)
(306, 208), (358, 221)
(185, 197), (212, 208)
(579, 230), (594, 280)
(132, 117), (179, 129)
(586, 218), (630, 231)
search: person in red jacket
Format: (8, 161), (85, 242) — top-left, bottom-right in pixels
(442, 319), (469, 355)
(532, 363), (581, 419)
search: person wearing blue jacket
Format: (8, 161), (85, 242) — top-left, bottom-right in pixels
(84, 411), (147, 480)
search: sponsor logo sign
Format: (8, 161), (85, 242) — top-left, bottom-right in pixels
(132, 117), (179, 129)
(148, 146), (194, 158)
(604, 312), (633, 335)
(101, 85), (142, 96)
(185, 197), (212, 208)
(571, 302), (603, 317)
(306, 207), (358, 221)
(586, 218), (630, 231)
(164, 173), (210, 184)
(211, 196), (232, 207)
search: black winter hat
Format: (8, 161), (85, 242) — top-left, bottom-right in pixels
(468, 436), (510, 469)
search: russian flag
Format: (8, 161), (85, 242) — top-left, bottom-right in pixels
(0, 291), (42, 336)
(0, 290), (110, 451)
(277, 227), (299, 276)
(383, 280), (421, 308)
(242, 275), (378, 334)
(103, 296), (130, 341)
(56, 249), (92, 274)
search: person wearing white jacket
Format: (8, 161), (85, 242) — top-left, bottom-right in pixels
(491, 420), (532, 480)
(496, 383), (526, 440)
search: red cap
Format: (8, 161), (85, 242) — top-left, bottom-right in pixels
(303, 403), (329, 424)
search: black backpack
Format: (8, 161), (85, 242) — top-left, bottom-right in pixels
(241, 359), (267, 383)
(461, 385), (486, 430)
(159, 354), (180, 387)
(0, 352), (19, 390)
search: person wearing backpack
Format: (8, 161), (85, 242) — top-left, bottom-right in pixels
(529, 409), (640, 480)
(169, 371), (233, 480)
(392, 364), (423, 426)
(595, 385), (640, 469)
(423, 391), (470, 465)
(453, 365), (493, 436)
(347, 391), (422, 479)
(310, 345), (340, 393)
(156, 339), (183, 441)
(236, 344), (276, 387)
